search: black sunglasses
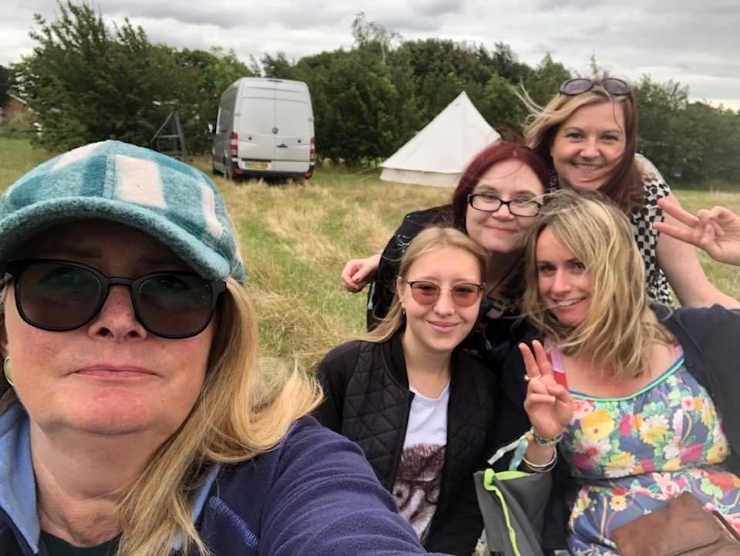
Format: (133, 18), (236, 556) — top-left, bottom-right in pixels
(5, 259), (225, 339)
(559, 78), (631, 97)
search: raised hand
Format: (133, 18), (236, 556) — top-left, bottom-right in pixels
(518, 340), (574, 440)
(340, 253), (381, 292)
(655, 198), (740, 267)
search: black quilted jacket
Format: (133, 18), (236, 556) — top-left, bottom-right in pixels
(315, 332), (499, 555)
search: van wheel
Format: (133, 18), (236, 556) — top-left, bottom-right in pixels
(266, 177), (287, 186)
(224, 159), (234, 181)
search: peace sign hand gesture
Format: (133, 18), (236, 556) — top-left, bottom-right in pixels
(519, 340), (574, 440)
(655, 198), (740, 267)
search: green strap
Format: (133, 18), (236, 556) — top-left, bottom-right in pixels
(483, 469), (523, 556)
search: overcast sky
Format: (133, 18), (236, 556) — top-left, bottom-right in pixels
(2, 0), (738, 109)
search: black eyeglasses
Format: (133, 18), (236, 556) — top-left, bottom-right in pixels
(405, 280), (483, 308)
(467, 193), (542, 217)
(5, 259), (225, 339)
(559, 78), (631, 97)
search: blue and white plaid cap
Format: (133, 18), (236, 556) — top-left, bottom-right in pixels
(0, 140), (245, 283)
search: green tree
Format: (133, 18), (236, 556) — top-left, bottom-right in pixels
(0, 65), (11, 107)
(395, 39), (494, 122)
(261, 52), (297, 79)
(676, 102), (740, 186)
(521, 54), (571, 106)
(16, 1), (202, 151)
(490, 42), (534, 84)
(383, 46), (422, 149)
(306, 49), (400, 166)
(479, 74), (529, 135)
(176, 47), (254, 152)
(633, 76), (689, 180)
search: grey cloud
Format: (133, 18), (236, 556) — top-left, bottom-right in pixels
(97, 0), (348, 31)
(378, 13), (444, 33)
(533, 0), (612, 11)
(407, 0), (467, 18)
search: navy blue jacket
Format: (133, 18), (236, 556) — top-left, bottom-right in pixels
(0, 407), (447, 556)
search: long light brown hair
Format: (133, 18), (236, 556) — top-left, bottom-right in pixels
(521, 80), (644, 213)
(521, 189), (671, 378)
(366, 226), (488, 343)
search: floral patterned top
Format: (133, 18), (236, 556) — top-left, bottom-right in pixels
(549, 345), (740, 555)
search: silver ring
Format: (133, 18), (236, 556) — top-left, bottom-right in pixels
(524, 374), (541, 383)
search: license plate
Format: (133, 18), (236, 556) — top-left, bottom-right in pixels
(246, 161), (269, 170)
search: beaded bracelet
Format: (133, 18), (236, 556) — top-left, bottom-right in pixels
(531, 427), (563, 446)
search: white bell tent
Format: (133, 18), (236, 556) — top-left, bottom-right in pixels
(379, 91), (500, 187)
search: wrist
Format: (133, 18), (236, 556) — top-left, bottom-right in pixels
(530, 427), (563, 446)
(522, 437), (556, 469)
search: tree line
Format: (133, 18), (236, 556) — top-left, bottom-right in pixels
(2, 1), (739, 186)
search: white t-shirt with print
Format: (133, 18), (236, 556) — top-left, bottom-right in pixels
(392, 383), (449, 541)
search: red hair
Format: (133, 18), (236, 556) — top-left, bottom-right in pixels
(450, 142), (549, 230)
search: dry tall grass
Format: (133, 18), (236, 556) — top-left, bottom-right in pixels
(209, 164), (451, 369)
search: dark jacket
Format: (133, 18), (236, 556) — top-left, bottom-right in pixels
(497, 304), (740, 552)
(315, 332), (500, 555)
(0, 407), (446, 556)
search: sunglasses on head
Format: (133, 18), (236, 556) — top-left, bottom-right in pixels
(404, 280), (483, 308)
(559, 78), (631, 97)
(5, 259), (225, 339)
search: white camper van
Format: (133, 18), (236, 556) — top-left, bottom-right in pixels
(212, 77), (315, 181)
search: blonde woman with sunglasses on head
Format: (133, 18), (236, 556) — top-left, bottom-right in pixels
(318, 226), (552, 555)
(523, 77), (740, 310)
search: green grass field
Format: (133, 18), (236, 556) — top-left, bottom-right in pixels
(1, 138), (738, 369)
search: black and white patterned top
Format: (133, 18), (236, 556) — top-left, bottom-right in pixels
(629, 173), (673, 306)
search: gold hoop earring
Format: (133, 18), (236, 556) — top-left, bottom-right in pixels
(3, 358), (12, 387)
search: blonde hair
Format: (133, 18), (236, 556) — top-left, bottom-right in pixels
(366, 226), (488, 343)
(521, 80), (644, 213)
(0, 278), (321, 556)
(521, 189), (671, 378)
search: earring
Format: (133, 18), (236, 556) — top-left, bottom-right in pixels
(3, 358), (12, 387)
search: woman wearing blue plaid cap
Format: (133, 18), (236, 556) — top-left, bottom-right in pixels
(0, 141), (445, 556)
